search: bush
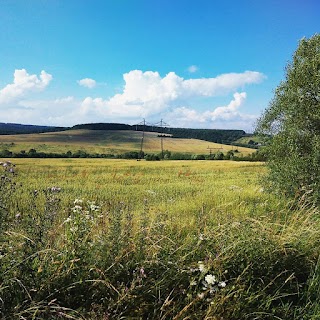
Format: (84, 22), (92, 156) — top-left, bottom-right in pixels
(256, 34), (320, 204)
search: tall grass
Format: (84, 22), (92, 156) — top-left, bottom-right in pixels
(1, 159), (320, 319)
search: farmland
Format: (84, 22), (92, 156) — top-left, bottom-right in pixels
(0, 129), (254, 156)
(2, 158), (320, 319)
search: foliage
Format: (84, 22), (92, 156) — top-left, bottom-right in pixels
(256, 34), (320, 203)
(0, 147), (265, 161)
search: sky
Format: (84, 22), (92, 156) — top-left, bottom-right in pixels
(0, 0), (319, 132)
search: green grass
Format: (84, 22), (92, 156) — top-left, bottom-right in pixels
(1, 159), (320, 319)
(0, 129), (255, 155)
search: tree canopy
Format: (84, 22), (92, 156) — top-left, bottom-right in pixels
(256, 34), (320, 203)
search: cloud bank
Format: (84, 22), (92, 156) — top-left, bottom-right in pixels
(80, 69), (264, 117)
(0, 68), (264, 131)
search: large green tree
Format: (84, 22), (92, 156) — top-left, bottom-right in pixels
(256, 34), (320, 203)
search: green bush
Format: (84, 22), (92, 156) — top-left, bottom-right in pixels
(256, 34), (320, 204)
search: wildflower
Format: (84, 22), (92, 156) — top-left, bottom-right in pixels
(72, 205), (82, 212)
(140, 268), (146, 278)
(218, 281), (227, 288)
(205, 274), (216, 285)
(90, 204), (100, 211)
(197, 293), (205, 299)
(74, 199), (83, 204)
(198, 261), (207, 273)
(50, 186), (61, 193)
(199, 233), (204, 241)
(64, 217), (72, 224)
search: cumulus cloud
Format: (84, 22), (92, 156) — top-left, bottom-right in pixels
(0, 69), (52, 104)
(165, 92), (257, 130)
(188, 65), (199, 73)
(0, 68), (264, 130)
(208, 92), (247, 120)
(77, 78), (96, 88)
(80, 69), (264, 118)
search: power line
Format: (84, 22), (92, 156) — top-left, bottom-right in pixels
(134, 119), (171, 159)
(153, 119), (170, 158)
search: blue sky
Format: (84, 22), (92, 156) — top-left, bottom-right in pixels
(0, 0), (319, 132)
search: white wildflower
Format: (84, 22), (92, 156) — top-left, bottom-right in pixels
(198, 261), (207, 273)
(205, 274), (216, 285)
(51, 186), (61, 192)
(74, 199), (83, 204)
(64, 217), (72, 224)
(197, 293), (205, 299)
(72, 205), (82, 212)
(90, 204), (100, 211)
(218, 281), (227, 288)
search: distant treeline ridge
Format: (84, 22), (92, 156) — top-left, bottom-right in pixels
(0, 122), (251, 145)
(73, 123), (248, 144)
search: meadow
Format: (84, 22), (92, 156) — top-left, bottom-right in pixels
(1, 159), (320, 319)
(0, 129), (254, 156)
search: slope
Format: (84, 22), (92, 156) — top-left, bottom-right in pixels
(0, 129), (255, 156)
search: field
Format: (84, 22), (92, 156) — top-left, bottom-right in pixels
(0, 129), (254, 155)
(1, 159), (320, 319)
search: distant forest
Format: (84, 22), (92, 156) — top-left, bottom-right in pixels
(0, 123), (65, 135)
(73, 123), (249, 145)
(0, 122), (251, 145)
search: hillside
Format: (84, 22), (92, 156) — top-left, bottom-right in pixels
(0, 122), (66, 134)
(0, 129), (254, 156)
(73, 123), (247, 144)
(0, 122), (253, 146)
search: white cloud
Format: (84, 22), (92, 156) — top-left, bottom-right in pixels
(79, 69), (264, 119)
(0, 69), (264, 131)
(77, 78), (96, 88)
(188, 65), (199, 73)
(182, 71), (264, 96)
(0, 69), (52, 104)
(165, 92), (257, 131)
(208, 92), (247, 120)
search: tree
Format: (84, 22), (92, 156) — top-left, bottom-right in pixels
(256, 34), (320, 203)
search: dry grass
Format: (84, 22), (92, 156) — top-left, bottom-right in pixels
(0, 129), (255, 155)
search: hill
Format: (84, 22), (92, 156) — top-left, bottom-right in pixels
(73, 123), (248, 144)
(0, 122), (66, 134)
(0, 129), (254, 156)
(0, 122), (253, 146)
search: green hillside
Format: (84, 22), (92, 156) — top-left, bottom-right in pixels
(0, 129), (255, 156)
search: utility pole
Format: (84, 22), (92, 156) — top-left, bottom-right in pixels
(158, 119), (169, 159)
(140, 118), (145, 157)
(134, 119), (146, 159)
(160, 119), (164, 159)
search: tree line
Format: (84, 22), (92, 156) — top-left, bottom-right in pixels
(0, 148), (265, 161)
